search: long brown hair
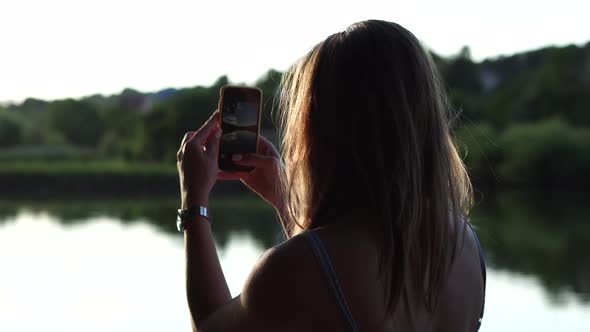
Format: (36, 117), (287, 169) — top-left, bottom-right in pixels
(278, 20), (473, 314)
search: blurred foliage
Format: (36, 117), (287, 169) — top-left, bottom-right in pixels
(0, 160), (173, 175)
(44, 99), (105, 148)
(498, 118), (590, 185)
(0, 109), (26, 147)
(454, 122), (500, 187)
(455, 118), (590, 186)
(1, 43), (590, 186)
(255, 69), (283, 128)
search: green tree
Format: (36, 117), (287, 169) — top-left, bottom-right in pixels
(445, 46), (482, 95)
(142, 86), (217, 161)
(454, 122), (500, 186)
(255, 69), (283, 128)
(0, 109), (25, 147)
(517, 46), (590, 125)
(498, 118), (590, 185)
(45, 99), (104, 148)
(99, 105), (145, 160)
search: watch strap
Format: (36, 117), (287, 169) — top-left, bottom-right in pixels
(177, 205), (209, 231)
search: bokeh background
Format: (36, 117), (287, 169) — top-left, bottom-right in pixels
(1, 1), (589, 331)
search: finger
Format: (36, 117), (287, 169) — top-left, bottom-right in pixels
(185, 131), (207, 155)
(205, 127), (222, 157)
(178, 131), (197, 161)
(194, 110), (220, 142)
(232, 153), (276, 168)
(257, 136), (280, 158)
(181, 134), (202, 158)
(218, 170), (250, 180)
(180, 131), (196, 148)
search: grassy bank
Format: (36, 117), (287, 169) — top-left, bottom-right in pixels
(0, 160), (249, 198)
(0, 159), (175, 175)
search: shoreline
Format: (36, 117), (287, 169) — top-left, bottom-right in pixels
(0, 160), (588, 199)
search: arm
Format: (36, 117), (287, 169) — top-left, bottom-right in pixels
(176, 112), (292, 329)
(177, 111), (231, 327)
(184, 216), (231, 325)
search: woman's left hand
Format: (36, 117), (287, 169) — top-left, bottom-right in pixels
(177, 111), (221, 208)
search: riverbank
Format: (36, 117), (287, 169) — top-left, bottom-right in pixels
(1, 158), (588, 199)
(0, 160), (248, 198)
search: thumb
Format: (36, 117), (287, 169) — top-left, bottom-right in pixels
(232, 153), (276, 168)
(206, 127), (222, 158)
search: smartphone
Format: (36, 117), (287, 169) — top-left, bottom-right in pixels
(217, 86), (262, 172)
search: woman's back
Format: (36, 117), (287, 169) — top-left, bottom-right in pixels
(275, 216), (484, 331)
(275, 20), (478, 330)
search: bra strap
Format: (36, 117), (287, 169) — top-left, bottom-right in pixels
(303, 231), (360, 332)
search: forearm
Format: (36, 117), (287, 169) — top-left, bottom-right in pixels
(184, 216), (231, 326)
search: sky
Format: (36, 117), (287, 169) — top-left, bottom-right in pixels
(1, 0), (588, 103)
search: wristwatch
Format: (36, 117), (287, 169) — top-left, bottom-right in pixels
(177, 205), (209, 231)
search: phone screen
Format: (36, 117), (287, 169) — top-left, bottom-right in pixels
(218, 87), (261, 172)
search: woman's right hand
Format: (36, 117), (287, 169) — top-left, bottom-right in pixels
(218, 136), (284, 210)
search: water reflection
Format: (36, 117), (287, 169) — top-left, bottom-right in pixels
(1, 189), (589, 304)
(0, 212), (192, 332)
(484, 269), (590, 332)
(1, 192), (589, 332)
(0, 212), (267, 332)
(0, 191), (282, 249)
(472, 190), (590, 303)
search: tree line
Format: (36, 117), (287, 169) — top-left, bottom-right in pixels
(1, 42), (589, 187)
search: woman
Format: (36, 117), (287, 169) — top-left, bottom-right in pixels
(176, 20), (486, 331)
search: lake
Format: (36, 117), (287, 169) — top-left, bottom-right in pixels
(0, 190), (589, 331)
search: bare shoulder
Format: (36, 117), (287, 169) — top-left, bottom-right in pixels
(240, 233), (320, 327)
(241, 226), (385, 331)
(434, 221), (485, 331)
(194, 234), (321, 332)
